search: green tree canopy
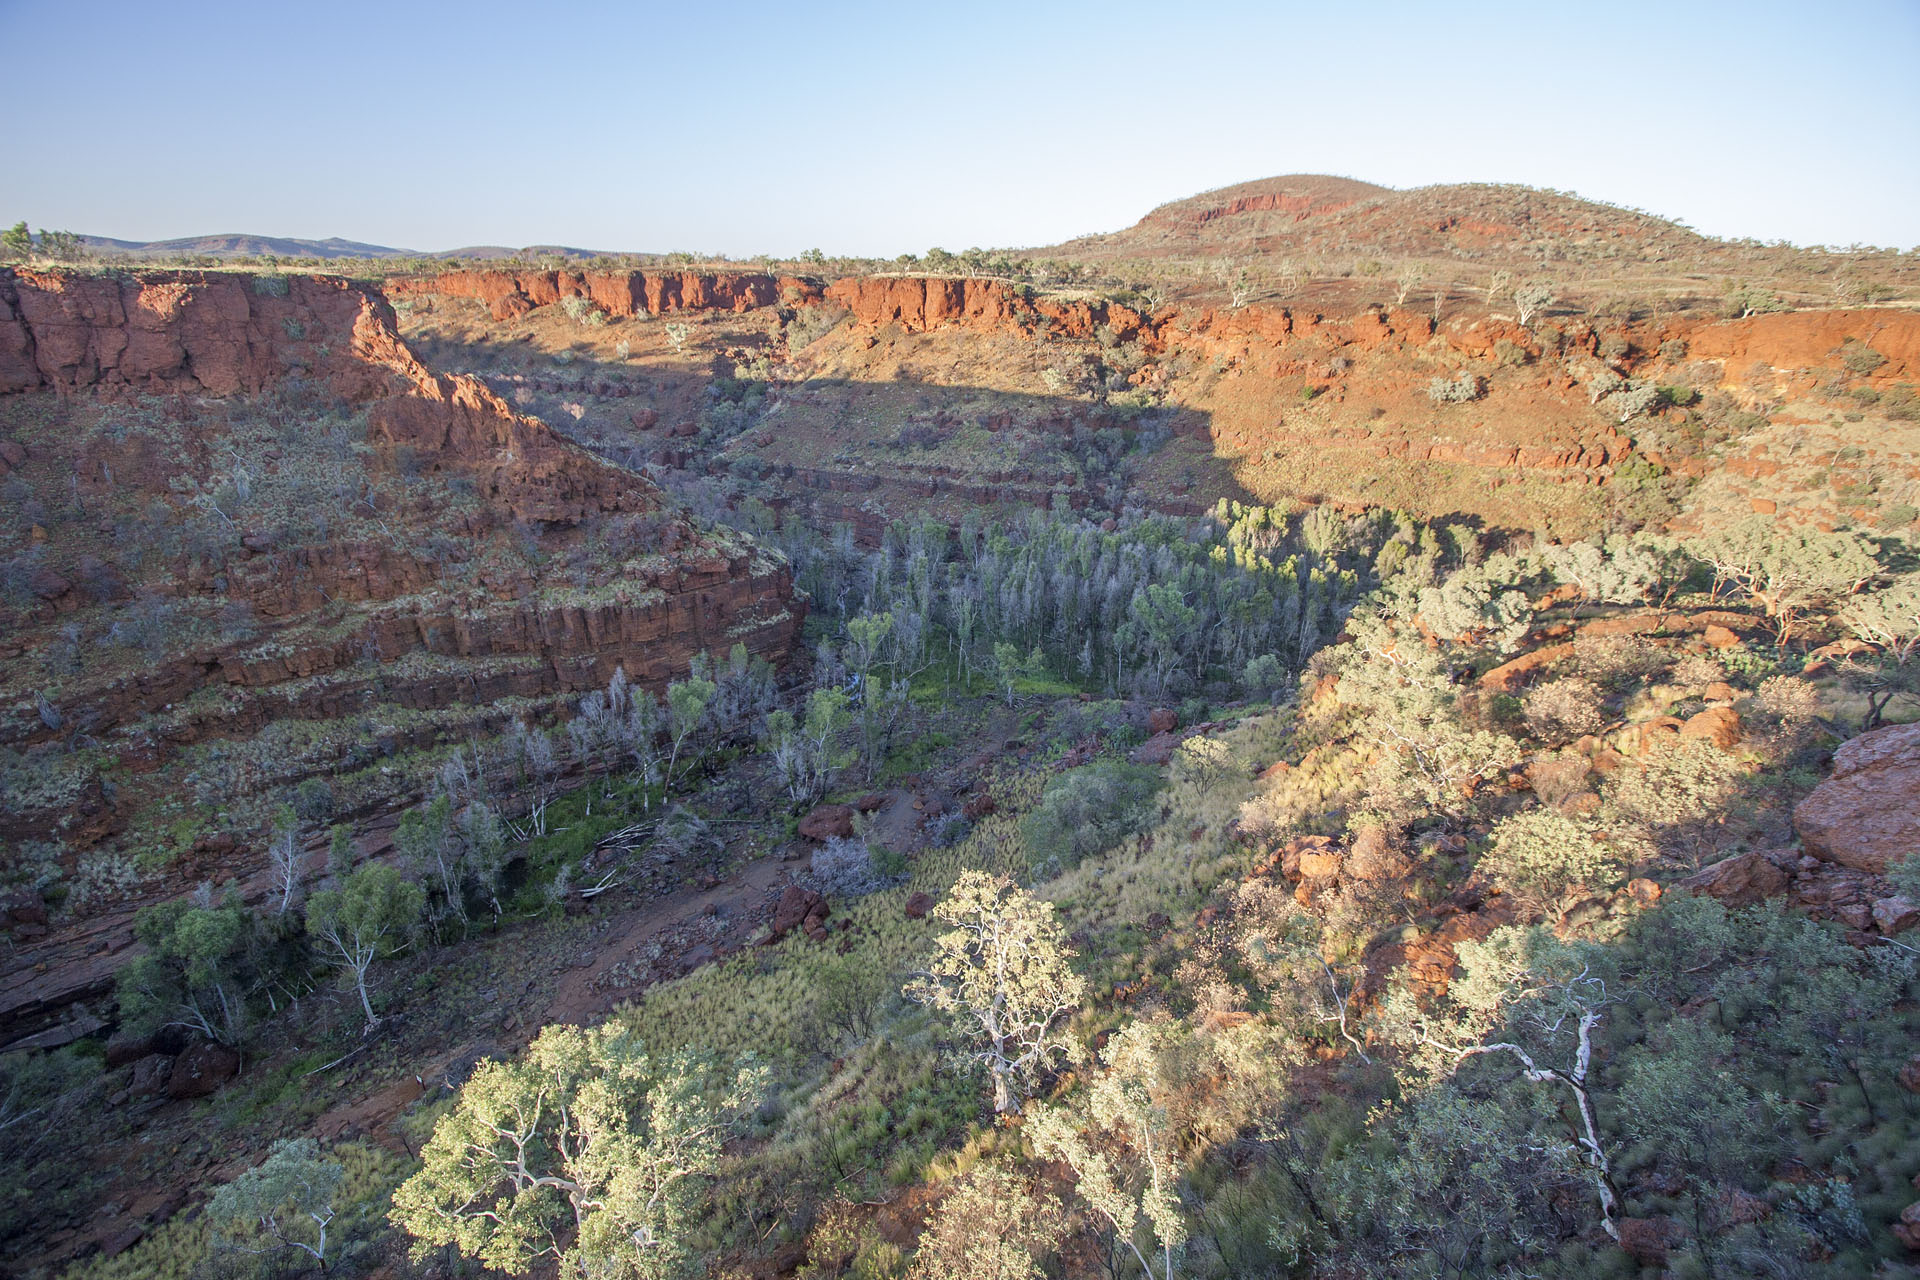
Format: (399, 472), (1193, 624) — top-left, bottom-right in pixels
(904, 871), (1087, 1113)
(390, 1023), (762, 1279)
(207, 1138), (345, 1270)
(116, 890), (256, 1046)
(304, 862), (424, 1032)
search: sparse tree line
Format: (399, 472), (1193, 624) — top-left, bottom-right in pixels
(1, 221), (83, 263)
(114, 642), (780, 1054)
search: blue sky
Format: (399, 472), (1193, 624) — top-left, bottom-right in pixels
(4, 0), (1916, 254)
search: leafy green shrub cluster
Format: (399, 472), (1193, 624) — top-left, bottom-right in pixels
(1020, 759), (1163, 876)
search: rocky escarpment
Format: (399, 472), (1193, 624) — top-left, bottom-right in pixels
(389, 262), (1920, 537)
(0, 267), (803, 696)
(389, 268), (825, 323)
(0, 267), (807, 1047)
(0, 269), (397, 398)
(0, 267), (804, 905)
(823, 275), (1156, 341)
(1684, 307), (1920, 383)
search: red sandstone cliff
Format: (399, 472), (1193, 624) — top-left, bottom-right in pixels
(388, 268), (824, 322)
(0, 266), (805, 799)
(0, 267), (808, 1043)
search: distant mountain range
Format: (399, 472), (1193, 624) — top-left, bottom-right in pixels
(75, 233), (619, 261)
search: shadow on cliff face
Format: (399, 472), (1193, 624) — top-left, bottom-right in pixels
(402, 337), (1247, 547)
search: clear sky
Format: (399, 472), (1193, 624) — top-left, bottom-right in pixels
(4, 0), (1916, 255)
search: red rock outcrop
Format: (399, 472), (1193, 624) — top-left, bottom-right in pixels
(767, 884), (830, 943)
(1679, 850), (1791, 906)
(389, 269), (823, 322)
(1795, 722), (1920, 874)
(822, 275), (1151, 342)
(1682, 308), (1920, 382)
(0, 269), (810, 1048)
(0, 269), (397, 397)
(798, 804), (855, 841)
(1, 269), (806, 741)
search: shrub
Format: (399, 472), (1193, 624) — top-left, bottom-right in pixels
(807, 836), (898, 898)
(1570, 634), (1670, 690)
(1513, 281), (1556, 326)
(1611, 380), (1661, 423)
(1840, 341), (1887, 376)
(1526, 751), (1593, 808)
(1687, 516), (1879, 641)
(1725, 283), (1787, 318)
(559, 295), (606, 326)
(1428, 371), (1483, 404)
(206, 1138), (344, 1270)
(1416, 568), (1530, 650)
(1522, 678), (1607, 743)
(107, 593), (178, 661)
(291, 777), (335, 825)
(1020, 759), (1162, 875)
(786, 302), (850, 350)
(1492, 339), (1529, 367)
(391, 1024), (762, 1279)
(1479, 807), (1623, 910)
(1672, 653), (1726, 689)
(926, 811), (972, 848)
(1600, 737), (1743, 866)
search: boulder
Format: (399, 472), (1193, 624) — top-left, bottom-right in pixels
(1679, 851), (1789, 906)
(1279, 834), (1336, 879)
(1702, 624), (1742, 649)
(1794, 722), (1920, 873)
(629, 408), (658, 430)
(1478, 642), (1574, 693)
(98, 1225), (146, 1259)
(166, 1041), (239, 1098)
(1131, 731), (1180, 765)
(854, 792), (887, 813)
(1895, 1201), (1920, 1252)
(1298, 849), (1343, 880)
(127, 1053), (174, 1098)
(1679, 706), (1742, 750)
(1703, 681), (1739, 703)
(1719, 1188), (1771, 1226)
(1147, 707), (1178, 734)
(104, 1027), (157, 1068)
(1, 888), (48, 928)
(1626, 877), (1662, 908)
(1872, 895), (1918, 934)
(768, 884), (829, 942)
(904, 891), (935, 920)
(798, 804), (855, 841)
